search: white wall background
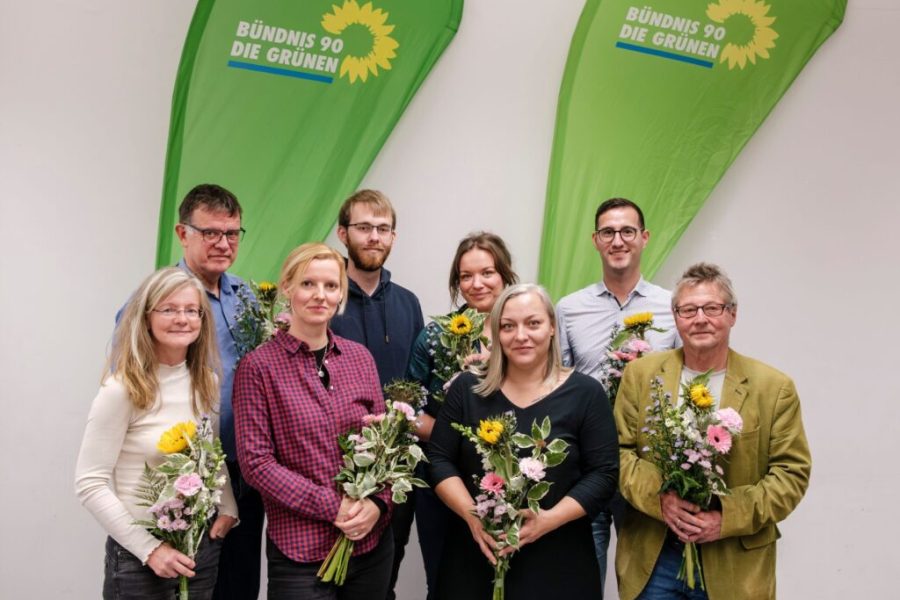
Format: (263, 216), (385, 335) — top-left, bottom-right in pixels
(2, 1), (897, 598)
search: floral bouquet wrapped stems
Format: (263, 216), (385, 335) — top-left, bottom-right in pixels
(317, 380), (429, 585)
(135, 416), (228, 600)
(641, 372), (743, 590)
(600, 312), (667, 406)
(233, 280), (290, 357)
(452, 412), (569, 600)
(427, 308), (489, 403)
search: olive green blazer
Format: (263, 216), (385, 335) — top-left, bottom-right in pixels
(614, 349), (811, 600)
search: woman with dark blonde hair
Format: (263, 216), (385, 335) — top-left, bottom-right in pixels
(405, 231), (519, 598)
(233, 242), (394, 599)
(428, 283), (619, 599)
(75, 267), (238, 599)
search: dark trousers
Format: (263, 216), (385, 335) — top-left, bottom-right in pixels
(212, 460), (265, 600)
(414, 485), (451, 600)
(266, 529), (394, 600)
(103, 536), (222, 600)
(385, 489), (416, 600)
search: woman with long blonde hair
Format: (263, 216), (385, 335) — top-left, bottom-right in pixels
(75, 267), (238, 599)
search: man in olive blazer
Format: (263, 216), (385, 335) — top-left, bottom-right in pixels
(615, 264), (811, 600)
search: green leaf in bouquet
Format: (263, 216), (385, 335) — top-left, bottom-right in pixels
(505, 525), (520, 547)
(508, 474), (525, 492)
(511, 433), (534, 449)
(408, 444), (425, 463)
(527, 481), (551, 501)
(353, 453), (376, 468)
(392, 478), (413, 494)
(610, 328), (631, 348)
(392, 489), (408, 504)
(539, 416), (552, 440)
(544, 452), (567, 467)
(531, 421), (542, 441)
(528, 499), (542, 514)
(546, 438), (569, 453)
(408, 477), (428, 489)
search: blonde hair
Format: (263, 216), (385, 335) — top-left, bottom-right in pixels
(107, 267), (220, 413)
(279, 243), (349, 315)
(473, 284), (567, 396)
(672, 262), (738, 308)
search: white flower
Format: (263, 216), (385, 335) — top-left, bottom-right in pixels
(518, 457), (546, 482)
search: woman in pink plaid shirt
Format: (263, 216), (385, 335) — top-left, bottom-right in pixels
(233, 243), (394, 599)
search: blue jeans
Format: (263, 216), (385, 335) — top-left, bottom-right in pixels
(103, 536), (222, 599)
(591, 508), (612, 589)
(637, 535), (709, 600)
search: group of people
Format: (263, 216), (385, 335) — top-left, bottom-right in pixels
(75, 185), (811, 600)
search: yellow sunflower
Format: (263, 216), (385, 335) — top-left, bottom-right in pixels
(478, 420), (504, 445)
(321, 0), (399, 84)
(449, 314), (473, 336)
(157, 421), (197, 454)
(623, 312), (654, 329)
(707, 0), (778, 70)
(689, 384), (715, 409)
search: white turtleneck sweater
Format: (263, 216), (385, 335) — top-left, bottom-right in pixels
(75, 362), (238, 563)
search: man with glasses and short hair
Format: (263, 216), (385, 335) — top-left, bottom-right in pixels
(173, 183), (265, 600)
(614, 262), (810, 599)
(330, 189), (424, 600)
(555, 197), (680, 589)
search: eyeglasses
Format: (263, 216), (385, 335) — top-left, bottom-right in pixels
(594, 226), (642, 243)
(183, 223), (245, 244)
(347, 223), (394, 237)
(673, 303), (733, 319)
(151, 307), (204, 320)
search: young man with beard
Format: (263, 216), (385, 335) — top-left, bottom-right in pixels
(330, 189), (424, 600)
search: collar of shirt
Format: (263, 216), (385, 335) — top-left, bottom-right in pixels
(272, 328), (345, 358)
(177, 258), (243, 298)
(595, 276), (650, 305)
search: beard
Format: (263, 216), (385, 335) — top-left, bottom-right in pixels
(346, 239), (392, 272)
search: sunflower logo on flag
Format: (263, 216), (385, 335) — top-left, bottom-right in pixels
(707, 0), (779, 70)
(321, 0), (399, 83)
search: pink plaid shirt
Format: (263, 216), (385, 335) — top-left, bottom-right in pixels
(234, 329), (392, 563)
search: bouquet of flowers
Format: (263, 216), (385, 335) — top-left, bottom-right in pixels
(641, 372), (744, 590)
(317, 380), (429, 585)
(599, 312), (666, 406)
(232, 280), (290, 357)
(135, 416), (228, 600)
(426, 307), (489, 403)
(452, 412), (569, 600)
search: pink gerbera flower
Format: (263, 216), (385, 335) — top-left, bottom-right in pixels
(706, 425), (733, 454)
(479, 472), (506, 494)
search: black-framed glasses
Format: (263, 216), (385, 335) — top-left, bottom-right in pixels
(183, 223), (245, 244)
(151, 307), (204, 320)
(674, 303), (733, 319)
(347, 222), (394, 236)
(594, 226), (642, 243)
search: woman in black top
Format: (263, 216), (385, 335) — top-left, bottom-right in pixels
(428, 284), (619, 599)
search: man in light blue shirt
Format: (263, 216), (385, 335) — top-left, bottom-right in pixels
(172, 184), (263, 600)
(555, 197), (680, 589)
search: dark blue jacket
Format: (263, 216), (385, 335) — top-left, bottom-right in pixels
(330, 267), (424, 387)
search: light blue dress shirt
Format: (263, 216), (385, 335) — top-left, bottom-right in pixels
(555, 277), (681, 382)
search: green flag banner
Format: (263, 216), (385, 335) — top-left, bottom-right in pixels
(157, 0), (462, 278)
(539, 0), (845, 299)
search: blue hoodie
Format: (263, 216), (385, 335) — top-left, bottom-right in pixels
(330, 267), (424, 387)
